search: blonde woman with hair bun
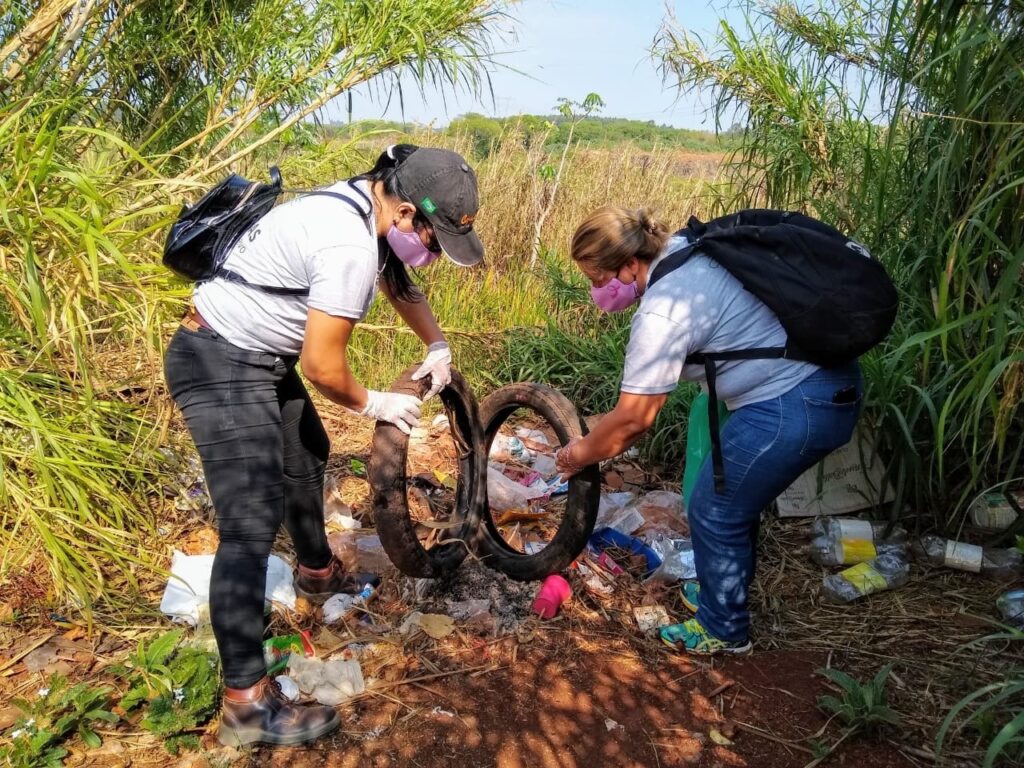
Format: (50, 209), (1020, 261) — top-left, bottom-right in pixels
(556, 205), (863, 657)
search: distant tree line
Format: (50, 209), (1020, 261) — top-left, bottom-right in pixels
(324, 113), (742, 157)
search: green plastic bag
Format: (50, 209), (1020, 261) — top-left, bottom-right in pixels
(682, 392), (731, 507)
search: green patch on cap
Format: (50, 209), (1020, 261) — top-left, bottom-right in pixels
(420, 197), (437, 214)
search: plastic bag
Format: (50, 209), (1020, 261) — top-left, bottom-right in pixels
(646, 537), (696, 583)
(682, 393), (730, 506)
(160, 550), (295, 625)
(487, 465), (547, 511)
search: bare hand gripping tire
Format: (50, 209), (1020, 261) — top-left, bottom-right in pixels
(369, 365), (486, 578)
(475, 382), (600, 581)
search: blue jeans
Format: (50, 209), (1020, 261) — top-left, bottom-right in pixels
(689, 363), (863, 643)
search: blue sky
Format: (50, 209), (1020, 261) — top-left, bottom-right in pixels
(327, 1), (739, 130)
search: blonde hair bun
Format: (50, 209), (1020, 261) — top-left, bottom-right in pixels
(571, 205), (670, 270)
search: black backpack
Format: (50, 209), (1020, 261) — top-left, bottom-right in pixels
(648, 209), (898, 492)
(163, 167), (371, 296)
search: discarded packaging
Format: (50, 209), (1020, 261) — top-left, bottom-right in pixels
(911, 535), (1022, 579)
(263, 632), (315, 676)
(490, 434), (533, 464)
(532, 574), (571, 619)
(329, 531), (394, 573)
(532, 453), (558, 479)
(190, 603), (218, 654)
(996, 589), (1024, 629)
(515, 427), (551, 449)
(488, 465), (548, 511)
(633, 604), (672, 632)
(590, 527), (662, 577)
(174, 456), (211, 513)
(595, 496), (645, 535)
(821, 552), (910, 603)
(287, 655), (365, 705)
(325, 509), (359, 531)
(160, 550), (296, 625)
(646, 537), (697, 583)
(636, 502), (689, 538)
(447, 599), (495, 633)
(322, 583), (378, 624)
(970, 490), (1024, 531)
(585, 544), (625, 576)
(777, 426), (894, 517)
(576, 561), (615, 597)
(400, 612), (456, 638)
(809, 517), (907, 566)
(275, 675), (300, 701)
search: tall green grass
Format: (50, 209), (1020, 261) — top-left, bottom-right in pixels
(655, 0), (1024, 526)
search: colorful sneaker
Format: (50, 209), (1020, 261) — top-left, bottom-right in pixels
(660, 617), (752, 656)
(679, 581), (700, 613)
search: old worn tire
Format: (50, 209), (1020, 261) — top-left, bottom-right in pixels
(474, 382), (600, 581)
(368, 365), (485, 578)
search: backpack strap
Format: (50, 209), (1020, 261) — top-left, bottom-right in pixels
(281, 178), (373, 236)
(649, 239), (700, 287)
(686, 349), (787, 494)
(210, 177), (374, 296)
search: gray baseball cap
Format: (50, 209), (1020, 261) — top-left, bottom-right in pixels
(393, 147), (484, 266)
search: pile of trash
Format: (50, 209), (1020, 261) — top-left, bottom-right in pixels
(523, 488), (692, 635)
(486, 429), (568, 540)
(808, 500), (1023, 628)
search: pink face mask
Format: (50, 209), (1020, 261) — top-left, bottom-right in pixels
(591, 278), (640, 313)
(386, 224), (441, 268)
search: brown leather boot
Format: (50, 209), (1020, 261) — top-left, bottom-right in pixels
(217, 676), (339, 746)
(295, 556), (380, 603)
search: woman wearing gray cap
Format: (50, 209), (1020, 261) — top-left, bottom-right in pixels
(163, 144), (483, 747)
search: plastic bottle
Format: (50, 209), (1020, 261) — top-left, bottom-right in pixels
(822, 552), (910, 604)
(911, 535), (1022, 579)
(489, 434), (533, 464)
(996, 589), (1024, 630)
(809, 518), (907, 566)
(969, 490), (1024, 531)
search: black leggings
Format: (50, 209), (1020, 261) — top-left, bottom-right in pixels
(165, 324), (333, 688)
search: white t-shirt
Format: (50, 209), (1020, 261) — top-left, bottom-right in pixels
(620, 235), (819, 410)
(193, 180), (379, 355)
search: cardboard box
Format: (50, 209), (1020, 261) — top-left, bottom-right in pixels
(776, 426), (893, 517)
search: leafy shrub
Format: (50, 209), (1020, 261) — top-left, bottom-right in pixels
(0, 676), (118, 768)
(115, 630), (221, 754)
(817, 663), (901, 734)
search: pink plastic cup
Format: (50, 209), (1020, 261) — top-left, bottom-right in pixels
(532, 574), (572, 619)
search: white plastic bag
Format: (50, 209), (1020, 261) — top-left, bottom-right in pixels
(159, 550), (295, 625)
(487, 466), (547, 511)
(645, 537), (696, 583)
(595, 492), (643, 534)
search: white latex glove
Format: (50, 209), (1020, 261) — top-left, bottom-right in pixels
(411, 341), (452, 400)
(359, 390), (422, 435)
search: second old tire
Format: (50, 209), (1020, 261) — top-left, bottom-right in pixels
(368, 365), (486, 578)
(475, 382), (600, 581)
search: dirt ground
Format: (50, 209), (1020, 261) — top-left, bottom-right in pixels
(1, 407), (1016, 768)
(239, 640), (914, 768)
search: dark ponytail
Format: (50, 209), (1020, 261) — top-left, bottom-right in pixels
(353, 144), (423, 303)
